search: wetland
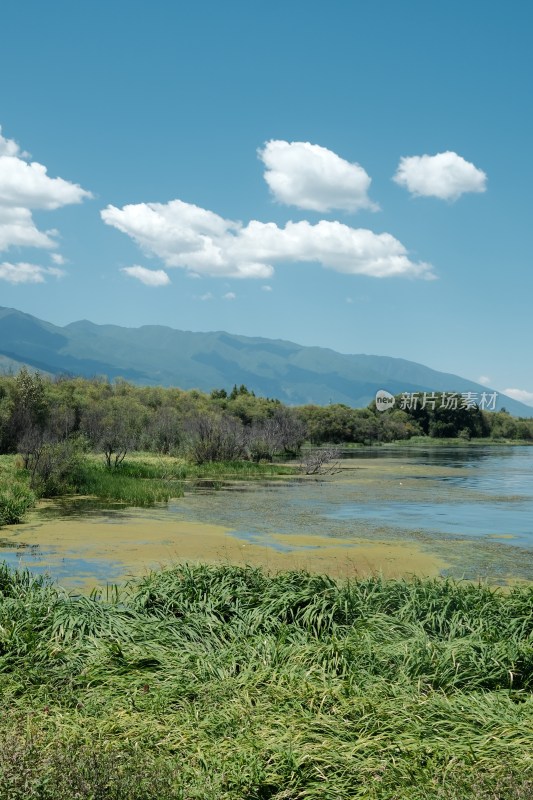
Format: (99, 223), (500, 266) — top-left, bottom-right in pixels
(1, 445), (532, 591)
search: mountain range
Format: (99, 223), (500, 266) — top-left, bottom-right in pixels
(0, 306), (530, 417)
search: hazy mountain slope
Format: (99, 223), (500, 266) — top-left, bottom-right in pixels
(0, 306), (530, 417)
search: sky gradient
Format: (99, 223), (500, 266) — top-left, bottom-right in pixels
(0, 0), (531, 404)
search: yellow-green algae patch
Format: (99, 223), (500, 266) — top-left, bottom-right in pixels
(269, 532), (447, 578)
(0, 507), (448, 592)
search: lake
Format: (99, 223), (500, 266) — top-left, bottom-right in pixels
(1, 445), (532, 591)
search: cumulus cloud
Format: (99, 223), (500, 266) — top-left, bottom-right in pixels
(50, 253), (66, 265)
(0, 206), (55, 250)
(101, 198), (434, 281)
(258, 140), (377, 213)
(223, 291), (236, 300)
(503, 388), (533, 407)
(393, 151), (487, 201)
(121, 265), (170, 286)
(0, 261), (65, 284)
(478, 375), (491, 386)
(0, 153), (92, 210)
(0, 126), (92, 255)
(0, 128), (24, 157)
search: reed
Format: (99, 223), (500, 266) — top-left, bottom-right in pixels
(0, 563), (532, 798)
(0, 457), (35, 525)
(72, 461), (182, 505)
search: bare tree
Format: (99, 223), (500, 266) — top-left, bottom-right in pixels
(299, 446), (342, 475)
(80, 397), (145, 467)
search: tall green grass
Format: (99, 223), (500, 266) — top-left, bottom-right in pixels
(1, 453), (296, 516)
(68, 456), (295, 505)
(0, 483), (35, 525)
(0, 456), (35, 525)
(72, 460), (183, 505)
(117, 454), (296, 481)
(71, 457), (293, 505)
(0, 563), (532, 798)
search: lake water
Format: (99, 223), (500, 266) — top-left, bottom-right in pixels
(330, 445), (533, 543)
(1, 445), (532, 590)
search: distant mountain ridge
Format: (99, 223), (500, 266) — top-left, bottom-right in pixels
(0, 306), (531, 417)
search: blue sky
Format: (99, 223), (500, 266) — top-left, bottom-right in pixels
(0, 0), (531, 404)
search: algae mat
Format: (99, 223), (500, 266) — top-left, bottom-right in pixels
(0, 509), (446, 592)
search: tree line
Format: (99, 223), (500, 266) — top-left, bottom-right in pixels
(0, 371), (531, 486)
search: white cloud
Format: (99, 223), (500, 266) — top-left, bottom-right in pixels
(261, 284), (272, 292)
(50, 252), (66, 265)
(478, 375), (491, 386)
(223, 291), (236, 300)
(0, 153), (92, 210)
(47, 266), (66, 279)
(503, 388), (533, 407)
(393, 151), (487, 201)
(121, 265), (170, 286)
(200, 292), (213, 301)
(0, 206), (56, 250)
(258, 140), (377, 213)
(0, 126), (92, 255)
(0, 261), (65, 284)
(101, 198), (434, 281)
(0, 127), (23, 157)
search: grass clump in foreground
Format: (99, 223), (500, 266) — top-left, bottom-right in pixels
(1, 564), (533, 798)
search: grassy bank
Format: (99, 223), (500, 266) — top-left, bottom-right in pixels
(0, 453), (297, 519)
(117, 452), (297, 480)
(72, 455), (296, 504)
(0, 563), (532, 798)
(72, 456), (184, 505)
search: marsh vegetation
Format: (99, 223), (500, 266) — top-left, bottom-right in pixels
(1, 563), (533, 799)
(1, 372), (533, 797)
(1, 370), (531, 527)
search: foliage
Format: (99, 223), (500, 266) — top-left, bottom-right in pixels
(0, 564), (533, 798)
(184, 412), (248, 464)
(71, 459), (182, 505)
(80, 395), (147, 467)
(0, 456), (35, 525)
(24, 438), (84, 496)
(1, 376), (532, 467)
(0, 483), (35, 525)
